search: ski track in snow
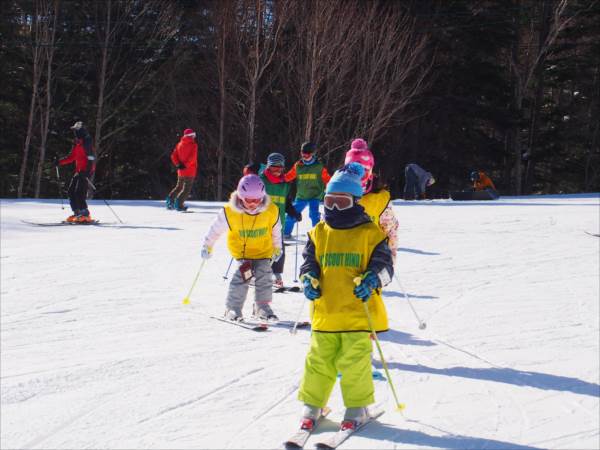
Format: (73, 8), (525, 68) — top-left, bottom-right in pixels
(1, 196), (599, 449)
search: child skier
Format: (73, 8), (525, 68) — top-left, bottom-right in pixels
(297, 163), (394, 431)
(283, 141), (331, 238)
(345, 138), (399, 262)
(260, 153), (302, 289)
(200, 174), (282, 321)
(56, 121), (96, 223)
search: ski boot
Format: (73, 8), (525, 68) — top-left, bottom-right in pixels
(174, 199), (188, 212)
(166, 196), (174, 210)
(224, 308), (243, 322)
(340, 407), (369, 431)
(75, 209), (93, 223)
(300, 404), (322, 431)
(253, 303), (278, 322)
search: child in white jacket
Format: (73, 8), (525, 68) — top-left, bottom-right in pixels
(201, 174), (282, 321)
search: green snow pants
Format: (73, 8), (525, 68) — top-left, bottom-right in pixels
(298, 331), (374, 408)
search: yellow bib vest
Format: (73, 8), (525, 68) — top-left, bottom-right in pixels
(358, 190), (391, 227)
(224, 202), (279, 259)
(308, 221), (389, 332)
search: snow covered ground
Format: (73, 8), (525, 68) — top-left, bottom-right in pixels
(1, 194), (599, 450)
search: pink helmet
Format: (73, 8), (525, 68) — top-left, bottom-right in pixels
(237, 174), (265, 200)
(344, 138), (375, 192)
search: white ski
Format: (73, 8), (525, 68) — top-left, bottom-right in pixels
(314, 409), (385, 449)
(283, 407), (331, 449)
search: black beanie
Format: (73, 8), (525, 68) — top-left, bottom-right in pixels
(301, 141), (316, 154)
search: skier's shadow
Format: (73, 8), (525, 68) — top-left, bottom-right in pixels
(105, 225), (182, 231)
(397, 247), (440, 256)
(382, 290), (438, 300)
(366, 422), (542, 449)
(376, 361), (600, 398)
(377, 329), (435, 347)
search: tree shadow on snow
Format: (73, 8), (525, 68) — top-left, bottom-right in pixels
(367, 423), (542, 449)
(382, 289), (438, 300)
(378, 362), (600, 398)
(397, 247), (440, 256)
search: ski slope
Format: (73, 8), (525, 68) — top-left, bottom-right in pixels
(1, 194), (599, 449)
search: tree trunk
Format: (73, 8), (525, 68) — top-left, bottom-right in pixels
(34, 0), (59, 198)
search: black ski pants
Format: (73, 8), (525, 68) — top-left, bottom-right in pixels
(271, 235), (286, 275)
(68, 173), (89, 214)
(403, 166), (421, 200)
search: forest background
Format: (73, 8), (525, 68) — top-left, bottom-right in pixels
(1, 0), (598, 201)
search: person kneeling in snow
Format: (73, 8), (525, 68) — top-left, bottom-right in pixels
(200, 174), (282, 321)
(297, 163), (394, 431)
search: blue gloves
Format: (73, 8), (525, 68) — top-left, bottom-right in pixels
(301, 272), (321, 300)
(353, 271), (380, 302)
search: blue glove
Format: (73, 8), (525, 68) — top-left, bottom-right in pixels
(353, 271), (380, 302)
(301, 272), (321, 300)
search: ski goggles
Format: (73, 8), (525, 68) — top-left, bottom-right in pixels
(241, 197), (263, 208)
(323, 193), (354, 211)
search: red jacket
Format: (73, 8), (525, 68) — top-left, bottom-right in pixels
(59, 139), (92, 173)
(170, 136), (198, 177)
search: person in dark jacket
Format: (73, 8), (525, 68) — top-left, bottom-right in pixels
(56, 121), (96, 223)
(296, 162), (394, 432)
(167, 128), (198, 211)
(403, 163), (435, 200)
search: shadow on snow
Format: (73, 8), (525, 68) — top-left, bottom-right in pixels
(378, 361), (600, 398)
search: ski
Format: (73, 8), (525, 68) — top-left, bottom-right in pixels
(21, 219), (108, 227)
(210, 316), (269, 332)
(314, 409), (385, 449)
(283, 407), (331, 449)
(274, 320), (310, 330)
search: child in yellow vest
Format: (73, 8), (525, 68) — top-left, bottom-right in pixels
(297, 163), (394, 431)
(344, 138), (399, 262)
(200, 175), (282, 321)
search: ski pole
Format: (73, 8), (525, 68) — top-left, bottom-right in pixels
(87, 178), (124, 224)
(293, 221), (300, 282)
(354, 277), (406, 412)
(290, 295), (308, 335)
(223, 257), (233, 280)
(182, 259), (206, 305)
(393, 273), (427, 330)
(55, 166), (65, 210)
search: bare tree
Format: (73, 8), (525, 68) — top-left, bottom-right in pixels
(17, 0), (48, 197)
(215, 1), (236, 200)
(508, 0), (573, 194)
(230, 0), (293, 162)
(34, 0), (59, 198)
(90, 0), (181, 162)
(284, 0), (432, 163)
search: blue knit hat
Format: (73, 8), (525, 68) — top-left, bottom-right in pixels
(325, 163), (365, 198)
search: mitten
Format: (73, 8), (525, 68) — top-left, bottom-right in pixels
(301, 272), (321, 300)
(353, 271), (380, 302)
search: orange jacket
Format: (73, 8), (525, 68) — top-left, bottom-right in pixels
(170, 136), (198, 177)
(284, 161), (331, 184)
(474, 171), (496, 191)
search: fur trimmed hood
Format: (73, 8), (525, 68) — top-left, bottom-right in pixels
(228, 191), (271, 215)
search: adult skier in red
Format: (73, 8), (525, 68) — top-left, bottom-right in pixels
(167, 128), (198, 211)
(55, 121), (96, 223)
